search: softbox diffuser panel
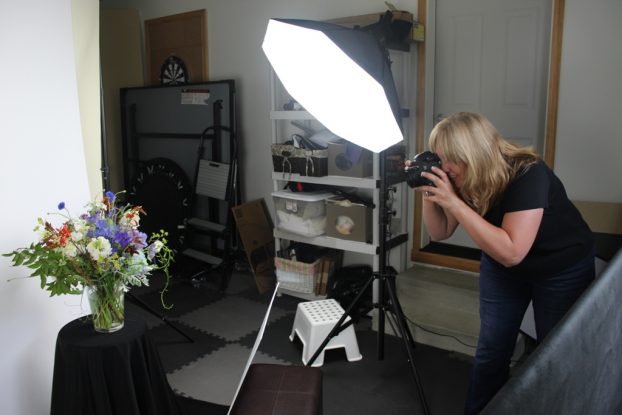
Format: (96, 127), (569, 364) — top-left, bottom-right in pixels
(262, 18), (403, 154)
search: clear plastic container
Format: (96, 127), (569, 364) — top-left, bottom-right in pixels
(272, 190), (333, 236)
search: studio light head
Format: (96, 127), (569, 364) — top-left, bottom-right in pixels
(261, 18), (403, 153)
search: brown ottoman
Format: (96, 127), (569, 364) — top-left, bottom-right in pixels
(229, 363), (323, 415)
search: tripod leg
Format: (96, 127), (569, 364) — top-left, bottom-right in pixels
(384, 278), (431, 415)
(377, 272), (386, 359)
(305, 274), (375, 367)
(387, 284), (418, 349)
(126, 292), (194, 343)
(377, 274), (417, 356)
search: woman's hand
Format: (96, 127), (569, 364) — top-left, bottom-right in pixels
(416, 166), (461, 209)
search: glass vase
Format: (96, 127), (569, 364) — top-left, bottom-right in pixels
(87, 281), (125, 333)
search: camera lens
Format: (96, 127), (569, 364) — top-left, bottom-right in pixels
(405, 151), (441, 188)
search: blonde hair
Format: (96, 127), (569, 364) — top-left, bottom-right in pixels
(429, 112), (539, 215)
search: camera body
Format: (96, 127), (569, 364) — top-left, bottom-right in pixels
(405, 151), (442, 188)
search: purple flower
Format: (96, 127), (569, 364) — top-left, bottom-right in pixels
(105, 191), (115, 202)
(58, 202), (65, 210)
(131, 230), (148, 250)
(113, 230), (133, 251)
(89, 218), (115, 241)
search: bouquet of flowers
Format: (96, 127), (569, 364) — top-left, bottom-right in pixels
(4, 191), (174, 332)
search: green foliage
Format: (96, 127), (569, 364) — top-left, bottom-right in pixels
(4, 192), (175, 306)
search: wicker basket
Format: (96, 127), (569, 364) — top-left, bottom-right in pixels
(274, 251), (343, 295)
(274, 256), (323, 294)
(271, 144), (328, 177)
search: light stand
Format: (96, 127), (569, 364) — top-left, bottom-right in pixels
(99, 72), (111, 192)
(304, 150), (430, 415)
(262, 18), (430, 415)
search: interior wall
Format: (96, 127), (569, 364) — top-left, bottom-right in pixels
(554, 0), (622, 203)
(99, 0), (622, 262)
(71, 0), (102, 197)
(100, 0), (419, 205)
(100, 8), (144, 192)
(0, 1), (94, 414)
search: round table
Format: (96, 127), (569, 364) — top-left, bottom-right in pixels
(50, 317), (184, 415)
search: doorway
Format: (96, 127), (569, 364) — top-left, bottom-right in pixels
(412, 0), (566, 271)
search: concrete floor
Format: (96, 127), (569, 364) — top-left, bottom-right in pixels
(390, 263), (480, 356)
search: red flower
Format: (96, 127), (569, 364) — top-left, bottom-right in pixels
(58, 224), (71, 246)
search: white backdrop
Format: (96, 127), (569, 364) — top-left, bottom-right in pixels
(0, 1), (92, 413)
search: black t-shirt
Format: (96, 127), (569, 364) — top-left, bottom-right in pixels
(482, 160), (594, 278)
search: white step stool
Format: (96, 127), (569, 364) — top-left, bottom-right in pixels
(289, 299), (362, 367)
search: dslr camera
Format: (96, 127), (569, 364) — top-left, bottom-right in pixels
(405, 151), (442, 188)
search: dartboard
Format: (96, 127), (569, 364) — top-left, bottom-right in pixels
(160, 56), (189, 85)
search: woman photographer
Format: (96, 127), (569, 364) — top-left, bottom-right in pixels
(414, 112), (595, 414)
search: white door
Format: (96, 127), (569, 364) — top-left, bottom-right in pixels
(431, 0), (552, 249)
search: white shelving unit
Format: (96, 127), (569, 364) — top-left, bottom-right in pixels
(269, 49), (413, 300)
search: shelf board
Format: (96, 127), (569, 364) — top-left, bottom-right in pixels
(277, 287), (326, 301)
(274, 229), (378, 255)
(271, 172), (377, 189)
(270, 110), (314, 120)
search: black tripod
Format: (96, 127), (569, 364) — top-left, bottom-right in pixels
(305, 151), (431, 415)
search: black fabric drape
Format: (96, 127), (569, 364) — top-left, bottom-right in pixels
(482, 248), (622, 414)
(50, 317), (184, 415)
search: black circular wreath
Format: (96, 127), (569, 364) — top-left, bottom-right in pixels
(129, 158), (192, 252)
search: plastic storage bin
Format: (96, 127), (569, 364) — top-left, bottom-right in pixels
(272, 190), (333, 236)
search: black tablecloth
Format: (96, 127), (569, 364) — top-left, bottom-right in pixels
(50, 317), (184, 415)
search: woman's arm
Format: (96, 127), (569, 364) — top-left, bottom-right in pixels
(407, 159), (459, 240)
(422, 195), (460, 241)
(420, 167), (543, 267)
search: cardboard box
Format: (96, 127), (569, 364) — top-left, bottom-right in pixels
(326, 10), (423, 44)
(232, 199), (275, 294)
(327, 140), (373, 178)
(325, 197), (372, 243)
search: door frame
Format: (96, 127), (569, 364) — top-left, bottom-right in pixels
(411, 0), (565, 272)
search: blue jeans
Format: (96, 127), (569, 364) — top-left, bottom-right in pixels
(464, 251), (595, 415)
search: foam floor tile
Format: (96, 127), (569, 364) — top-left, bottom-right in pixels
(148, 322), (229, 373)
(167, 344), (289, 406)
(175, 295), (290, 341)
(239, 313), (301, 364)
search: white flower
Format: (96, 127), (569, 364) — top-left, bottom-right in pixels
(153, 240), (164, 253)
(86, 237), (112, 261)
(120, 212), (140, 229)
(61, 243), (78, 258)
(93, 200), (106, 211)
(70, 219), (87, 242)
